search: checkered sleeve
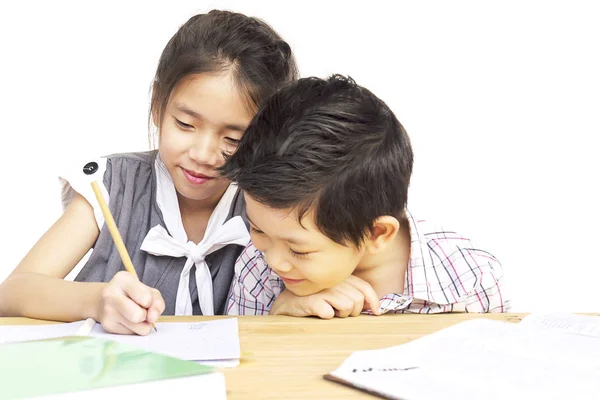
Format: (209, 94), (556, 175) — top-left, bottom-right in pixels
(226, 242), (278, 315)
(453, 248), (510, 313)
(377, 249), (510, 314)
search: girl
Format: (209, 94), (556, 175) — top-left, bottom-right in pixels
(0, 10), (298, 334)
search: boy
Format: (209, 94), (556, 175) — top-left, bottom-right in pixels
(220, 75), (509, 318)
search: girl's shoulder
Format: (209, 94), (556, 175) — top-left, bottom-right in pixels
(102, 150), (158, 188)
(103, 150), (158, 174)
(59, 150), (159, 229)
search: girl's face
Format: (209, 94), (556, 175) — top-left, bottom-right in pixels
(158, 72), (254, 207)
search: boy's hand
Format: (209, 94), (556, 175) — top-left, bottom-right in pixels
(97, 271), (165, 335)
(270, 275), (381, 319)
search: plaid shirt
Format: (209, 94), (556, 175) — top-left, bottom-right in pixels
(227, 210), (510, 315)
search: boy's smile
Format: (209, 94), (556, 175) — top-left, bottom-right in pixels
(279, 276), (306, 285)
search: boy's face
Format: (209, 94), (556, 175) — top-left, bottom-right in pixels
(245, 194), (366, 296)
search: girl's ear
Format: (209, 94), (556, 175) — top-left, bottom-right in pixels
(364, 216), (400, 254)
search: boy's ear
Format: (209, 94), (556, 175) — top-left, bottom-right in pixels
(365, 216), (400, 254)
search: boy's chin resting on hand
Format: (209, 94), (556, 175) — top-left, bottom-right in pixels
(269, 276), (382, 319)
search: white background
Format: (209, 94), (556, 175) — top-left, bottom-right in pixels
(0, 0), (598, 312)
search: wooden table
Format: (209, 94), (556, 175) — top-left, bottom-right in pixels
(0, 314), (527, 399)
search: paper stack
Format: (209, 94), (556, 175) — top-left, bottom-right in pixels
(326, 313), (600, 400)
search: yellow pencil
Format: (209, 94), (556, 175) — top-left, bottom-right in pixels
(90, 182), (137, 275)
(85, 162), (157, 332)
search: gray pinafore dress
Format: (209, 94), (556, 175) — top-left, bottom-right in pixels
(59, 150), (249, 315)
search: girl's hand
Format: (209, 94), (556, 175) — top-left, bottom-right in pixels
(97, 271), (165, 335)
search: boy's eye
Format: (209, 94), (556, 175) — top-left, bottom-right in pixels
(174, 118), (193, 129)
(289, 248), (309, 258)
(250, 226), (264, 235)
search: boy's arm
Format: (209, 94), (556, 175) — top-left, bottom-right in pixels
(226, 243), (280, 315)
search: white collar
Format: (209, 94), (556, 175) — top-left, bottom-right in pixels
(140, 155), (250, 315)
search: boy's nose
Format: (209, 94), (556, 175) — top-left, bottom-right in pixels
(264, 251), (293, 274)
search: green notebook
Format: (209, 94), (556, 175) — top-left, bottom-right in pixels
(0, 335), (216, 399)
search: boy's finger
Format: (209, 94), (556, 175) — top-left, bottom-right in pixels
(332, 283), (364, 317)
(346, 276), (381, 315)
(308, 298), (335, 319)
(351, 299), (363, 317)
(366, 296), (382, 316)
(322, 292), (354, 318)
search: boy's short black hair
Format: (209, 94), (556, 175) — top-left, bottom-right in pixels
(220, 74), (413, 247)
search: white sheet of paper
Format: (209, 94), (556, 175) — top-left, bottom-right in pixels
(329, 319), (600, 400)
(0, 320), (86, 344)
(198, 358), (240, 368)
(89, 318), (240, 362)
(519, 312), (600, 338)
(0, 318), (240, 365)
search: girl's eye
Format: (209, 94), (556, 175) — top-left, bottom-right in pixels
(289, 248), (309, 258)
(225, 137), (241, 145)
(250, 226), (264, 235)
(174, 118), (193, 129)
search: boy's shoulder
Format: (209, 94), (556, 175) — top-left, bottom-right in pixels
(235, 241), (283, 290)
(237, 241), (262, 263)
(405, 210), (506, 309)
(407, 211), (494, 258)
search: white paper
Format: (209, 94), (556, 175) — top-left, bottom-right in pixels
(329, 319), (600, 400)
(0, 318), (240, 364)
(198, 358), (240, 368)
(0, 320), (85, 344)
(89, 318), (240, 362)
(519, 312), (600, 338)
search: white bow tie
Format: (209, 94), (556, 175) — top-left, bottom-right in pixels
(140, 216), (249, 315)
(141, 157), (249, 315)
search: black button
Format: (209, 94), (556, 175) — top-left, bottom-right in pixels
(83, 161), (99, 175)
